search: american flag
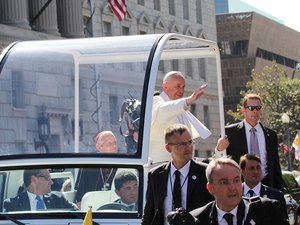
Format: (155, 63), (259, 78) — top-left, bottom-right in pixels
(108, 0), (127, 21)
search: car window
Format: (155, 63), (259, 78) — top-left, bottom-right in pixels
(1, 165), (142, 217)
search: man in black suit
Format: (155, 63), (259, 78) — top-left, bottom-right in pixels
(215, 93), (284, 191)
(190, 157), (288, 225)
(3, 169), (77, 212)
(142, 124), (213, 225)
(239, 154), (286, 208)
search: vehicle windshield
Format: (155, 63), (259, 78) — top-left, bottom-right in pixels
(0, 165), (142, 217)
(0, 35), (157, 157)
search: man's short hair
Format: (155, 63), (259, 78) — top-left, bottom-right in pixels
(114, 171), (137, 190)
(164, 124), (190, 144)
(23, 169), (45, 188)
(239, 154), (261, 170)
(163, 71), (185, 83)
(206, 157), (240, 183)
(242, 93), (262, 107)
(95, 130), (115, 144)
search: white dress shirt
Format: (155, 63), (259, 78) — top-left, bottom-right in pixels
(27, 191), (46, 211)
(217, 205), (238, 225)
(243, 182), (261, 197)
(164, 161), (190, 225)
(214, 120), (268, 177)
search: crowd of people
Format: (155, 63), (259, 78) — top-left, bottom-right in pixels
(143, 71), (287, 225)
(2, 70), (289, 225)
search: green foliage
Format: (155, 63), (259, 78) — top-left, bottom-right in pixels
(227, 61), (300, 146)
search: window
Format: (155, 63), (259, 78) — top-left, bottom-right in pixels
(158, 61), (164, 73)
(203, 105), (210, 129)
(122, 26), (130, 35)
(198, 58), (206, 81)
(12, 71), (25, 108)
(172, 59), (179, 71)
(154, 0), (160, 11)
(196, 0), (202, 24)
(169, 0), (175, 15)
(183, 0), (189, 20)
(0, 166), (142, 215)
(137, 0), (144, 5)
(109, 96), (119, 125)
(185, 59), (193, 78)
(256, 48), (298, 69)
(103, 21), (112, 36)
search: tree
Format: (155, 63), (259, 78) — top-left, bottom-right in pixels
(227, 61), (300, 168)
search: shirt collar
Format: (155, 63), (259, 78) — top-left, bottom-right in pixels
(27, 191), (43, 204)
(244, 120), (260, 131)
(243, 182), (261, 196)
(160, 91), (171, 101)
(216, 204), (238, 223)
(170, 160), (191, 178)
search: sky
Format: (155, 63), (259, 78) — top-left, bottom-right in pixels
(241, 0), (300, 32)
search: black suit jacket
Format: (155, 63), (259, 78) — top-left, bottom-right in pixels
(259, 183), (286, 207)
(243, 183), (287, 219)
(225, 121), (284, 191)
(3, 191), (78, 212)
(191, 198), (289, 225)
(141, 160), (213, 225)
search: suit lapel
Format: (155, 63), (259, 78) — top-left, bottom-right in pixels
(157, 163), (170, 205)
(44, 194), (55, 209)
(237, 122), (248, 154)
(186, 160), (196, 202)
(19, 192), (31, 211)
(208, 202), (219, 225)
(259, 184), (269, 198)
(237, 200), (246, 225)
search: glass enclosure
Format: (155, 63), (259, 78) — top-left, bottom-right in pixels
(0, 165), (142, 216)
(0, 33), (223, 223)
(0, 35), (157, 157)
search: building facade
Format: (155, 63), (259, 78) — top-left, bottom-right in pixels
(216, 12), (300, 123)
(0, 0), (221, 157)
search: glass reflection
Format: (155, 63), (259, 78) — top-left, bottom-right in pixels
(0, 167), (139, 213)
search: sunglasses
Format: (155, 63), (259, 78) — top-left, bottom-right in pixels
(245, 105), (262, 111)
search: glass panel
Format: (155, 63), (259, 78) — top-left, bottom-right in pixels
(0, 35), (157, 157)
(0, 165), (141, 216)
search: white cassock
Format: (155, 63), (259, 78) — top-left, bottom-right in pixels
(149, 91), (211, 162)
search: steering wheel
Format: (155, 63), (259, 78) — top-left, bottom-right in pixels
(97, 203), (130, 211)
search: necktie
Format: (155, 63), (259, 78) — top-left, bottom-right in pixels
(173, 170), (182, 209)
(250, 128), (260, 156)
(223, 213), (233, 225)
(36, 195), (45, 210)
(248, 189), (255, 197)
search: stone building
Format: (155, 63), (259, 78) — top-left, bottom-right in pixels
(0, 0), (221, 157)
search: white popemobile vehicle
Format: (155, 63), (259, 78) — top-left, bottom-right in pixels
(0, 33), (224, 225)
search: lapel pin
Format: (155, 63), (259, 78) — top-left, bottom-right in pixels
(192, 175), (197, 180)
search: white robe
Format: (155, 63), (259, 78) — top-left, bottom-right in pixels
(149, 92), (211, 162)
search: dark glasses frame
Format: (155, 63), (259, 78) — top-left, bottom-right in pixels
(244, 105), (262, 111)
